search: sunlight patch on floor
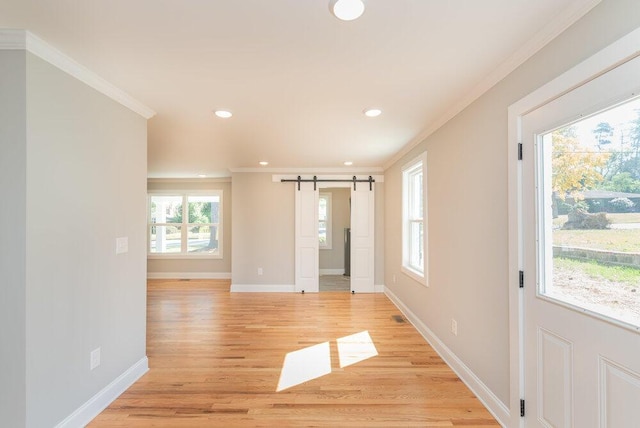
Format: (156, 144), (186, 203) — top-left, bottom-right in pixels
(276, 342), (331, 392)
(276, 331), (378, 391)
(336, 330), (378, 368)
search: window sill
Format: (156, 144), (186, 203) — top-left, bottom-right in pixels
(148, 254), (223, 260)
(401, 266), (428, 287)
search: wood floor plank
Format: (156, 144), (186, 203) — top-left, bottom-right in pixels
(89, 279), (499, 427)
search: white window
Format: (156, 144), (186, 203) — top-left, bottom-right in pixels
(148, 191), (222, 258)
(402, 153), (427, 285)
(319, 193), (332, 249)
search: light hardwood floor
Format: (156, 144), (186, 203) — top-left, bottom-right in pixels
(90, 279), (499, 427)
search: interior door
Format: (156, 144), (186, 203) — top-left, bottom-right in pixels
(350, 183), (375, 293)
(521, 55), (640, 427)
(295, 182), (319, 292)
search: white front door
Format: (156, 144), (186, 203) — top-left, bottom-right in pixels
(350, 183), (375, 293)
(521, 55), (640, 427)
(295, 182), (319, 292)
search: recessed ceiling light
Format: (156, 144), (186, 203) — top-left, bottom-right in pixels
(198, 174), (207, 178)
(363, 108), (382, 117)
(259, 161), (269, 166)
(344, 161), (353, 166)
(214, 110), (232, 118)
(329, 0), (365, 21)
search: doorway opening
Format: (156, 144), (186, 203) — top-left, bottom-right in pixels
(319, 187), (351, 292)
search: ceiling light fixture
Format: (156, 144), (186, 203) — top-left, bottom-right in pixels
(329, 0), (365, 21)
(344, 161), (353, 166)
(363, 108), (382, 117)
(214, 110), (232, 118)
(259, 161), (269, 166)
(198, 174), (207, 178)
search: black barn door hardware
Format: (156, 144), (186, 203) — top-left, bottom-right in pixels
(281, 176), (375, 191)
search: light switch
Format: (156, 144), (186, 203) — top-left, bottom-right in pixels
(116, 237), (128, 254)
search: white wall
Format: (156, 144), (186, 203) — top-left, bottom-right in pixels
(0, 48), (148, 427)
(147, 179), (232, 278)
(0, 49), (27, 428)
(232, 173), (384, 288)
(232, 172), (295, 286)
(383, 0), (640, 419)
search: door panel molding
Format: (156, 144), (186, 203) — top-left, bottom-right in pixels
(537, 328), (573, 428)
(295, 182), (319, 292)
(599, 357), (640, 428)
(350, 184), (375, 293)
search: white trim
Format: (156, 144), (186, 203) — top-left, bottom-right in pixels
(148, 190), (223, 257)
(230, 284), (295, 292)
(401, 152), (428, 287)
(0, 28), (27, 49)
(272, 174), (385, 183)
(0, 29), (155, 119)
(233, 167), (384, 174)
(384, 287), (509, 426)
(147, 254), (223, 260)
(148, 177), (232, 184)
(319, 269), (345, 275)
(54, 357), (148, 428)
(147, 272), (231, 279)
(147, 189), (222, 196)
(383, 0), (602, 171)
(507, 26), (640, 428)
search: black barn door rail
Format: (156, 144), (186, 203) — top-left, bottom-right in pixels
(281, 175), (375, 191)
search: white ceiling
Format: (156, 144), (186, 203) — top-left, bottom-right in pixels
(1, 0), (597, 178)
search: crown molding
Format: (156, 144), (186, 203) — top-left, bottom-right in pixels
(147, 177), (232, 184)
(0, 29), (26, 49)
(382, 0), (602, 171)
(0, 29), (156, 119)
(229, 166), (384, 174)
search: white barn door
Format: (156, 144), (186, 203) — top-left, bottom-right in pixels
(350, 183), (375, 293)
(295, 182), (319, 292)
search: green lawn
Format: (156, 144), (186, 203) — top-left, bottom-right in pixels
(553, 212), (640, 227)
(554, 257), (640, 285)
(552, 212), (640, 252)
(553, 228), (640, 252)
(608, 213), (640, 223)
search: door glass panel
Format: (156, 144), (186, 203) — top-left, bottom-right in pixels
(539, 96), (640, 328)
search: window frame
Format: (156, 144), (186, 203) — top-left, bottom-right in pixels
(402, 152), (428, 286)
(319, 192), (332, 250)
(147, 190), (223, 259)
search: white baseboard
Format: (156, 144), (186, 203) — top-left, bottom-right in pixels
(55, 356), (149, 428)
(319, 269), (345, 275)
(147, 272), (231, 279)
(384, 287), (510, 426)
(230, 284), (295, 292)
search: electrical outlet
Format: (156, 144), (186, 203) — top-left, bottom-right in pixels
(451, 319), (458, 336)
(258, 267), (263, 275)
(90, 347), (101, 370)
